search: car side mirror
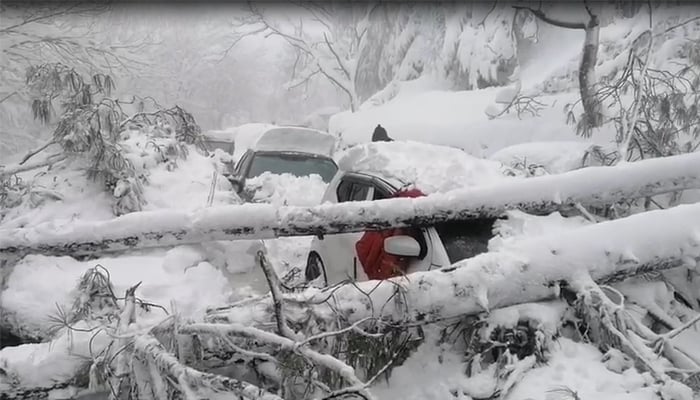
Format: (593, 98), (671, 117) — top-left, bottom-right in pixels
(384, 235), (421, 257)
(225, 174), (244, 193)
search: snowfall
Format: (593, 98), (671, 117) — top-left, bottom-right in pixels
(2, 10), (700, 400)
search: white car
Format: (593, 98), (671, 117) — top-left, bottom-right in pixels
(305, 141), (510, 286)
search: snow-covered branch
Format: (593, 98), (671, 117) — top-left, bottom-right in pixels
(515, 3), (603, 131)
(275, 202), (700, 326)
(512, 6), (586, 30)
(180, 323), (374, 400)
(0, 153), (66, 178)
(134, 335), (283, 400)
(1, 151), (699, 258)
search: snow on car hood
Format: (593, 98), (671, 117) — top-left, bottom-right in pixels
(245, 171), (328, 207)
(336, 141), (515, 194)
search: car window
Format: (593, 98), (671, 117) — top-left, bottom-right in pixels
(349, 183), (370, 201)
(372, 186), (390, 200)
(336, 180), (353, 202)
(337, 179), (372, 202)
(246, 153), (338, 182)
(433, 219), (494, 263)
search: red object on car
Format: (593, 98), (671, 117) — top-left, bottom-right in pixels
(355, 188), (426, 280)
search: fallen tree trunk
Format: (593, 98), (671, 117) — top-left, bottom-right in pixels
(0, 153), (66, 178)
(1, 151), (700, 258)
(215, 202), (700, 326)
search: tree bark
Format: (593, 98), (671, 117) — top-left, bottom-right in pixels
(1, 151), (700, 258)
(579, 16), (603, 131)
(514, 5), (603, 131)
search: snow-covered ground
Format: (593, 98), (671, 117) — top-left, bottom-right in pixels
(0, 138), (323, 341)
(329, 90), (618, 158)
(2, 6), (700, 399)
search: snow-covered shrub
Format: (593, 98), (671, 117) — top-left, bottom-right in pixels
(18, 63), (206, 216)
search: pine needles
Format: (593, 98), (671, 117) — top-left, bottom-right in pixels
(19, 62), (206, 216)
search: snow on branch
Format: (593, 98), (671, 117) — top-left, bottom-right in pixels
(134, 335), (283, 400)
(277, 202), (700, 326)
(1, 151), (700, 259)
(179, 323), (375, 400)
(512, 5), (586, 30)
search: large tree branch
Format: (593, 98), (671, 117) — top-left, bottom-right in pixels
(0, 153), (66, 178)
(1, 151), (699, 258)
(512, 6), (586, 29)
(0, 3), (86, 34)
(225, 202), (700, 327)
(17, 139), (56, 165)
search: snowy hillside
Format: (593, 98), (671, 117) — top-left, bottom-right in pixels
(1, 3), (700, 400)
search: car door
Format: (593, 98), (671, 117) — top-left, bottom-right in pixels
(318, 175), (375, 284)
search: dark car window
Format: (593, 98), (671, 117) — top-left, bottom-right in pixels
(349, 182), (370, 201)
(434, 219), (496, 263)
(337, 179), (371, 202)
(337, 180), (353, 202)
(246, 153), (338, 183)
(372, 186), (390, 200)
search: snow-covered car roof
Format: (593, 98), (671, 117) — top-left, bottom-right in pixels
(253, 127), (337, 157)
(336, 141), (512, 194)
(203, 129), (237, 142)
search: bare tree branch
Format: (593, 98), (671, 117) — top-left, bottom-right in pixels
(658, 15), (700, 35)
(512, 5), (586, 29)
(17, 139), (56, 165)
(323, 32), (351, 81)
(257, 251), (299, 340)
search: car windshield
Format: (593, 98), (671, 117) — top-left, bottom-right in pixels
(246, 153), (338, 182)
(433, 219), (494, 263)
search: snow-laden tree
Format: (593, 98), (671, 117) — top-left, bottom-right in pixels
(354, 3), (538, 108)
(0, 3), (153, 160)
(229, 3), (374, 112)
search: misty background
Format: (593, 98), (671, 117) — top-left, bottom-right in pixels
(0, 2), (677, 162)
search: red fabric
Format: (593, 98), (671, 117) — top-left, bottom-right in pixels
(355, 188), (426, 280)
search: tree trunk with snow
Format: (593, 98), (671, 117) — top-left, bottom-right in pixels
(213, 202), (700, 327)
(1, 151), (699, 258)
(579, 13), (603, 131)
(514, 3), (603, 133)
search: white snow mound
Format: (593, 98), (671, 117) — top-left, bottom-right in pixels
(245, 172), (328, 207)
(337, 140), (514, 194)
(489, 141), (606, 174)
